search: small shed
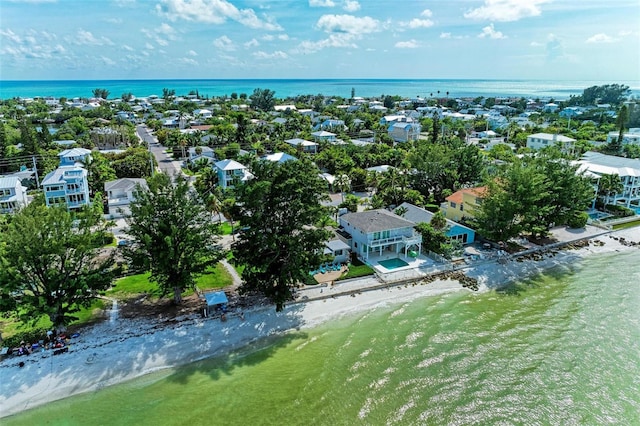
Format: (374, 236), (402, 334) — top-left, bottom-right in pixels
(204, 291), (228, 316)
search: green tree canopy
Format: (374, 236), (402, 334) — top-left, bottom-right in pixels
(233, 159), (331, 310)
(250, 88), (276, 111)
(125, 174), (224, 304)
(0, 202), (117, 329)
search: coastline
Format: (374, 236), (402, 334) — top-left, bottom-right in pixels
(1, 226), (639, 418)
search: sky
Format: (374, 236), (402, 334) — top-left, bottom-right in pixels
(1, 0), (639, 81)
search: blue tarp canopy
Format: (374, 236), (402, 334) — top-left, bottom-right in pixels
(204, 291), (228, 307)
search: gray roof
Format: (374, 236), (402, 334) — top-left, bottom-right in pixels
(104, 178), (148, 192)
(397, 202), (474, 233)
(325, 239), (350, 251)
(340, 209), (415, 233)
(42, 166), (87, 186)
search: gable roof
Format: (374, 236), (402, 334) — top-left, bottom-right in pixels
(340, 209), (415, 234)
(215, 159), (247, 171)
(285, 138), (317, 147)
(446, 186), (487, 204)
(42, 166), (87, 186)
(58, 147), (92, 158)
(0, 176), (22, 189)
(398, 202), (475, 233)
(527, 133), (576, 143)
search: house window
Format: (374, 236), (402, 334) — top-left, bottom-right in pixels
(450, 202), (456, 208)
(334, 250), (343, 256)
(460, 204), (464, 211)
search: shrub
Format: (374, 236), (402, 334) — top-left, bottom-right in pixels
(567, 211), (589, 229)
(3, 327), (49, 349)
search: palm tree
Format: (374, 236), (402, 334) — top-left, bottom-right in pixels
(597, 174), (624, 205)
(334, 174), (351, 202)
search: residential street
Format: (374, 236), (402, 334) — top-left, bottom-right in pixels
(135, 124), (183, 177)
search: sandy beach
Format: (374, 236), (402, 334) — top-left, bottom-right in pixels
(1, 225), (639, 418)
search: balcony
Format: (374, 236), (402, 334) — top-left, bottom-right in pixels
(367, 234), (421, 247)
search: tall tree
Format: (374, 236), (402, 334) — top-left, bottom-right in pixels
(19, 119), (39, 155)
(83, 152), (117, 196)
(611, 104), (629, 154)
(233, 159), (331, 310)
(597, 174), (623, 205)
(0, 202), (117, 330)
(92, 88), (110, 99)
(125, 174), (224, 304)
(250, 88), (276, 111)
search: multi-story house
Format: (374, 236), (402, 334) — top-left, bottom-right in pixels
(0, 176), (29, 214)
(526, 133), (576, 153)
(215, 159), (252, 190)
(104, 178), (148, 218)
(42, 166), (90, 210)
(388, 121), (421, 142)
(339, 209), (422, 262)
(441, 186), (487, 222)
(576, 151), (640, 210)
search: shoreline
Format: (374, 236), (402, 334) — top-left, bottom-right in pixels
(1, 226), (639, 418)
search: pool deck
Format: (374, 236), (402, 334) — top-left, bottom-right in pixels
(368, 253), (436, 274)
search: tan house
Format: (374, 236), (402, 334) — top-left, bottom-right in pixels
(441, 186), (487, 221)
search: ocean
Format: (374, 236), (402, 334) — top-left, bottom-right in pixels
(1, 79), (639, 101)
(6, 250), (640, 425)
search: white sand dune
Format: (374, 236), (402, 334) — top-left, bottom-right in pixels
(1, 226), (639, 418)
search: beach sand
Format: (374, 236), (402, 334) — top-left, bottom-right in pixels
(1, 226), (639, 418)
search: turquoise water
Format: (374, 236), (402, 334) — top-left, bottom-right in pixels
(2, 79), (639, 100)
(378, 258), (410, 270)
(6, 250), (640, 425)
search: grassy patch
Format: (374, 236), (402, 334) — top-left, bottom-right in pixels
(107, 263), (233, 299)
(227, 251), (245, 276)
(612, 220), (640, 230)
(220, 222), (234, 235)
(338, 263), (375, 280)
(0, 299), (107, 341)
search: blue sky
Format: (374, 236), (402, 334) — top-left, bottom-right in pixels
(1, 0), (639, 81)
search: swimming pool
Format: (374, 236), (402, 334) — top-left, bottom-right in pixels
(378, 258), (409, 270)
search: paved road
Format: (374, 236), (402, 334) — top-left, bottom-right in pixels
(136, 124), (183, 177)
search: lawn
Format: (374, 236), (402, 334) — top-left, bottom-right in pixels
(107, 262), (233, 299)
(338, 263), (375, 280)
(612, 220), (640, 230)
(0, 299), (107, 342)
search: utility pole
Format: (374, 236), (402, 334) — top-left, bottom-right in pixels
(149, 151), (155, 176)
(32, 156), (40, 188)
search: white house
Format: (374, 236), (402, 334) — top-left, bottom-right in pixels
(285, 138), (318, 154)
(526, 133), (576, 153)
(187, 146), (216, 164)
(339, 209), (422, 262)
(575, 151), (640, 209)
(0, 176), (29, 214)
(606, 129), (640, 146)
(324, 239), (351, 264)
(215, 159), (252, 190)
(42, 166), (90, 210)
(104, 178), (148, 218)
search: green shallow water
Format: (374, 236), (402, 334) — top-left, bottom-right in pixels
(7, 251), (640, 425)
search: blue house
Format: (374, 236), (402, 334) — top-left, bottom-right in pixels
(58, 148), (92, 167)
(398, 202), (476, 245)
(214, 159), (252, 190)
(42, 166), (90, 210)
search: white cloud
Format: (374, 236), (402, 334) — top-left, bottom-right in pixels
(278, 34), (289, 41)
(6, 0), (57, 3)
(0, 29), (23, 43)
(404, 18), (434, 29)
(158, 0), (282, 31)
(253, 50), (288, 59)
(75, 29), (114, 45)
(244, 38), (259, 48)
(530, 41), (543, 46)
(101, 56), (116, 66)
(113, 0), (136, 6)
(343, 0), (360, 12)
(586, 33), (618, 43)
(262, 34), (274, 41)
(316, 14), (380, 35)
(145, 42), (154, 49)
(187, 49), (198, 56)
(105, 17), (123, 24)
(546, 33), (563, 61)
(464, 0), (551, 22)
(421, 9), (433, 18)
(123, 44), (135, 51)
(213, 35), (235, 51)
(158, 23), (177, 37)
(440, 32), (451, 39)
(309, 0), (335, 7)
(179, 57), (198, 65)
(296, 33), (358, 53)
(395, 39), (419, 49)
(478, 23), (506, 39)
